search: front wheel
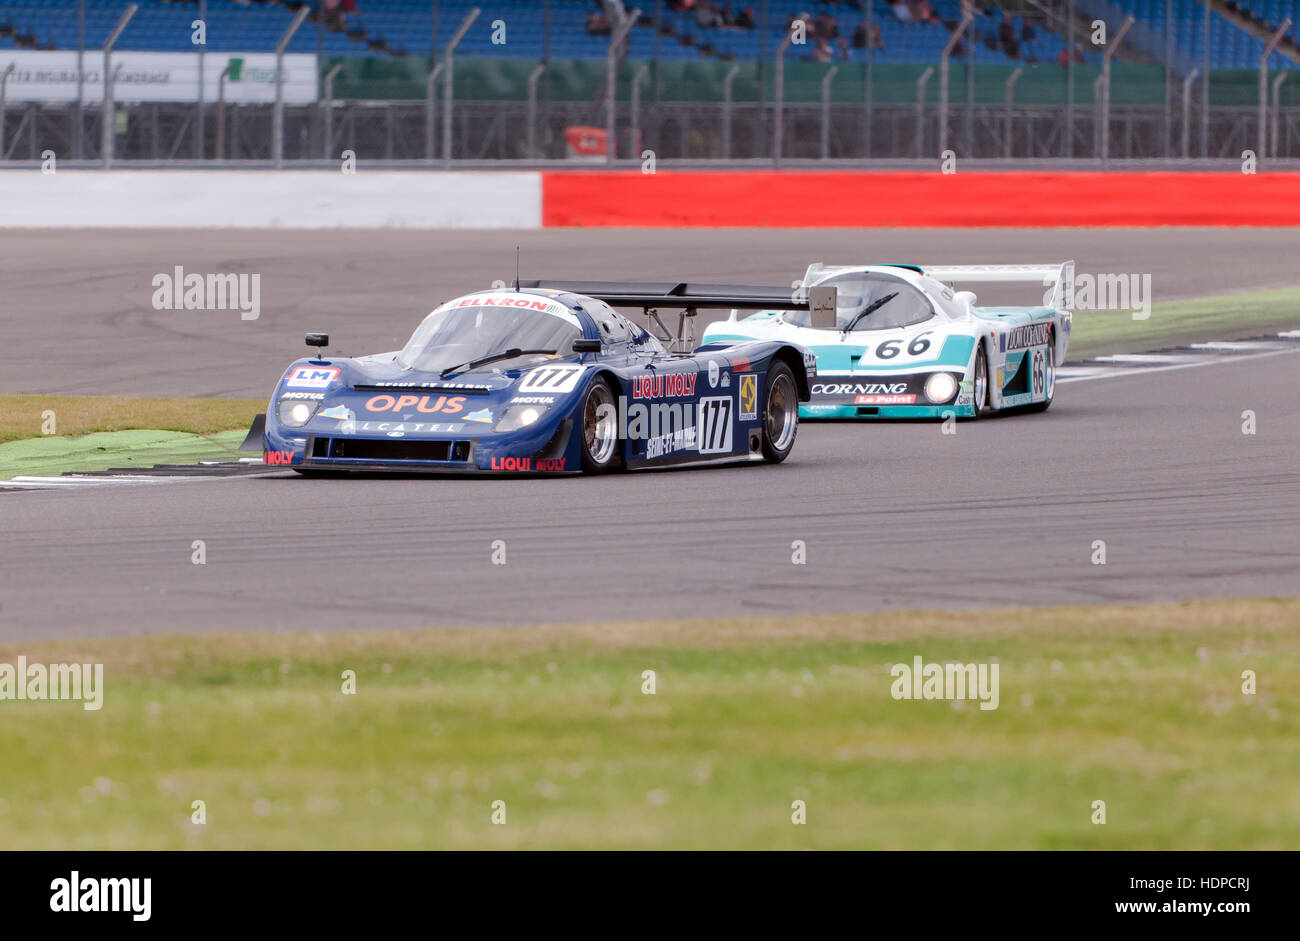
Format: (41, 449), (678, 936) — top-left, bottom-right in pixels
(579, 378), (620, 473)
(969, 343), (990, 419)
(760, 361), (799, 463)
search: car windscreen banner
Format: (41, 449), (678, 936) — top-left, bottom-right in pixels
(0, 51), (319, 104)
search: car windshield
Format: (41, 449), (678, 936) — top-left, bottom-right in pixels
(397, 300), (583, 373)
(788, 272), (934, 331)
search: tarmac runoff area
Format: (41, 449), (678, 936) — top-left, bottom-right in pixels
(0, 226), (1297, 638)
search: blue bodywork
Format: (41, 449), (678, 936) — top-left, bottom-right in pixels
(261, 289), (812, 475)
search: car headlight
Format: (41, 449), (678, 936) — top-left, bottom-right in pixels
(494, 404), (550, 432)
(924, 373), (958, 404)
(278, 399), (320, 428)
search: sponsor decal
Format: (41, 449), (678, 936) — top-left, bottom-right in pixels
(697, 396), (734, 454)
(456, 295), (566, 314)
(517, 365), (586, 394)
(813, 382), (909, 396)
(707, 359), (720, 389)
(364, 394), (466, 415)
(646, 425), (697, 458)
(263, 449), (294, 465)
(1000, 322), (1052, 352)
(464, 408), (493, 424)
(285, 365), (340, 390)
(509, 395), (556, 405)
(280, 391), (325, 401)
(318, 404), (353, 421)
(730, 356), (751, 372)
(344, 421), (464, 434)
(802, 350), (817, 378)
(368, 380), (492, 391)
(855, 394), (916, 405)
(996, 368), (1005, 389)
(720, 372), (731, 388)
(631, 372), (698, 399)
(489, 457), (567, 472)
(739, 373), (758, 420)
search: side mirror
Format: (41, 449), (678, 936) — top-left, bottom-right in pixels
(808, 286), (838, 330)
(571, 338), (602, 353)
(306, 333), (329, 359)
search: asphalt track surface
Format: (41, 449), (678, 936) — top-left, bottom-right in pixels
(1, 228), (1298, 639)
(3, 226), (1299, 397)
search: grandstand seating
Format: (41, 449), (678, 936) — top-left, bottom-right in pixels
(1, 0), (1292, 70)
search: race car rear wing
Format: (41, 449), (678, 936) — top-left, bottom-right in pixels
(916, 262), (1075, 312)
(520, 280), (838, 348)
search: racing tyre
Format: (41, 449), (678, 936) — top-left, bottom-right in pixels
(579, 378), (620, 473)
(760, 361), (799, 463)
(970, 343), (990, 419)
(1025, 331), (1055, 413)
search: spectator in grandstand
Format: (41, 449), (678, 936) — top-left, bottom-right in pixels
(695, 2), (722, 27)
(736, 6), (756, 28)
(998, 10), (1019, 58)
(910, 0), (941, 25)
(587, 9), (612, 36)
(852, 21), (886, 50)
(1020, 19), (1037, 42)
(811, 37), (834, 61)
(1057, 42), (1084, 65)
(891, 0), (913, 22)
(815, 12), (839, 39)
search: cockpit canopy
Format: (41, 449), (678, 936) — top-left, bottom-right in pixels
(788, 270), (936, 331)
(397, 293), (585, 373)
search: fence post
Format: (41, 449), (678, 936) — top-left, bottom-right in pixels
(425, 62), (445, 162)
(101, 4), (137, 169)
(1180, 67), (1197, 159)
(526, 62), (546, 159)
(820, 65), (838, 160)
(915, 66), (933, 158)
(605, 9), (640, 165)
(1100, 15), (1135, 166)
(631, 63), (649, 158)
(938, 13), (971, 157)
(1258, 18), (1291, 165)
(322, 62), (342, 160)
(0, 63), (14, 160)
(1271, 72), (1287, 159)
(1004, 66), (1023, 159)
(216, 62), (231, 160)
(443, 6), (480, 168)
(721, 63), (740, 159)
(773, 28), (794, 168)
(273, 6), (309, 168)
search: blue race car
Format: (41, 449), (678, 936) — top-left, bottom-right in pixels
(258, 283), (818, 475)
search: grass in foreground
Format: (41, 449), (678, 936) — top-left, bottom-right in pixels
(0, 394), (262, 445)
(0, 598), (1296, 850)
(1067, 285), (1300, 361)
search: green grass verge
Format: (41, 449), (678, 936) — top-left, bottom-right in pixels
(1068, 285), (1300, 361)
(0, 395), (262, 445)
(0, 429), (249, 480)
(1, 598), (1295, 849)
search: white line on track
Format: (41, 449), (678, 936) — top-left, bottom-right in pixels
(1058, 343), (1300, 384)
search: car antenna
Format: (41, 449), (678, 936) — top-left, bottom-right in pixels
(513, 246), (520, 290)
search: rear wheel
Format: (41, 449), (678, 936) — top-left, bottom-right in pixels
(579, 379), (620, 473)
(970, 343), (990, 419)
(1026, 332), (1056, 413)
(760, 361), (799, 463)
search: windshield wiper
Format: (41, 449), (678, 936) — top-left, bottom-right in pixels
(439, 348), (556, 379)
(839, 292), (899, 336)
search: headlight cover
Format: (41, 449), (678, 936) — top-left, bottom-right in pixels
(924, 372), (959, 404)
(278, 398), (320, 428)
(494, 404), (550, 433)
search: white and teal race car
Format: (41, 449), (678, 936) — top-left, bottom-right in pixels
(701, 262), (1074, 419)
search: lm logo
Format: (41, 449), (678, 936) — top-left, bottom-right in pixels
(285, 366), (340, 390)
(264, 450), (294, 465)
